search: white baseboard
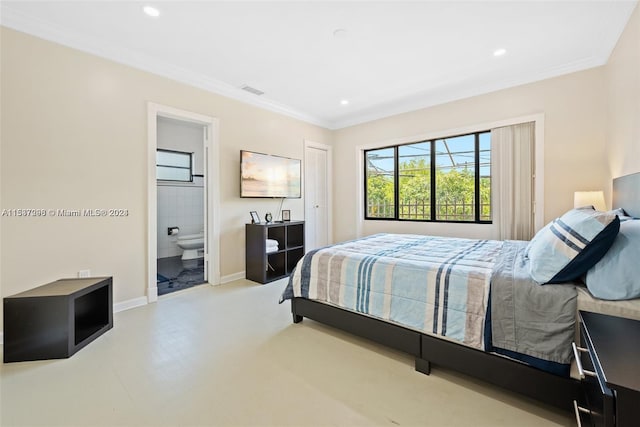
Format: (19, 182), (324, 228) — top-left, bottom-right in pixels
(220, 271), (246, 284)
(113, 296), (148, 313)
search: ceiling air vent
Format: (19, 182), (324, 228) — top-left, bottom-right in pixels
(241, 85), (264, 96)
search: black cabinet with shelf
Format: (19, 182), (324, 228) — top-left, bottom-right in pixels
(573, 311), (640, 427)
(246, 221), (304, 284)
(3, 277), (113, 363)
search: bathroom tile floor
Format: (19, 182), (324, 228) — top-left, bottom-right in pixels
(157, 256), (205, 296)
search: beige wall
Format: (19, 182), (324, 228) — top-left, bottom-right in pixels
(332, 3), (639, 247)
(333, 69), (608, 243)
(1, 4), (639, 334)
(0, 27), (331, 330)
(606, 3), (640, 181)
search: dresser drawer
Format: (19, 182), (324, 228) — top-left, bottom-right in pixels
(574, 323), (615, 427)
(578, 311), (640, 427)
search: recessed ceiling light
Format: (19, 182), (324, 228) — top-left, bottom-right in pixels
(143, 6), (160, 17)
(493, 48), (507, 57)
(340, 99), (349, 105)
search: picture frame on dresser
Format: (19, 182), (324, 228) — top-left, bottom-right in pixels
(249, 211), (260, 224)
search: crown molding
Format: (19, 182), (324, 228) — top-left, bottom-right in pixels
(0, 5), (332, 129)
(331, 55), (607, 130)
(0, 3), (620, 132)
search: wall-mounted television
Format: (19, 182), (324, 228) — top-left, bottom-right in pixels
(240, 150), (301, 198)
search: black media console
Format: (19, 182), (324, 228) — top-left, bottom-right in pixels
(3, 277), (113, 363)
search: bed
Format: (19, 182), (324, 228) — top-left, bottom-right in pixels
(281, 172), (640, 412)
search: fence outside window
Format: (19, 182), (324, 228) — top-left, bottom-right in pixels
(367, 200), (492, 222)
(364, 130), (492, 223)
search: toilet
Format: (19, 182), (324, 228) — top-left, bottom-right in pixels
(176, 232), (205, 269)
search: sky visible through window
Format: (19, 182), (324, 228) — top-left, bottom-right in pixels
(367, 133), (490, 177)
(365, 131), (491, 222)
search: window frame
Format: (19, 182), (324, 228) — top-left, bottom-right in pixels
(363, 130), (492, 224)
(156, 148), (194, 183)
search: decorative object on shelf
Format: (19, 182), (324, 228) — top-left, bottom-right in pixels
(266, 238), (279, 254)
(282, 209), (290, 222)
(265, 212), (273, 223)
(250, 211), (260, 224)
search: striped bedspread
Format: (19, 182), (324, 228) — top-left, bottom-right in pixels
(281, 233), (504, 350)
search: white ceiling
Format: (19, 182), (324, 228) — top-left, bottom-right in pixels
(1, 1), (637, 129)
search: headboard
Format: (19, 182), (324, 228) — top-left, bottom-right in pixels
(613, 172), (640, 217)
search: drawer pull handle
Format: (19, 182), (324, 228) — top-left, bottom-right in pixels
(572, 342), (597, 379)
(573, 400), (591, 427)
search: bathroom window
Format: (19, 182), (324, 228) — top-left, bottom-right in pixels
(156, 149), (193, 182)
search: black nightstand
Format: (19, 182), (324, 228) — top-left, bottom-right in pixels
(573, 311), (640, 427)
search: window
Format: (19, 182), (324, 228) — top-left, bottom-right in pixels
(156, 149), (193, 182)
(364, 131), (491, 223)
(365, 147), (395, 218)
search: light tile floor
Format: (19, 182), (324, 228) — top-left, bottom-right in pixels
(0, 279), (573, 426)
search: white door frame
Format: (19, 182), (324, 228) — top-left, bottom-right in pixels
(304, 140), (333, 248)
(147, 102), (220, 302)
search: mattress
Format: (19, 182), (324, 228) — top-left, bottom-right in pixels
(577, 285), (640, 321)
(568, 286), (640, 379)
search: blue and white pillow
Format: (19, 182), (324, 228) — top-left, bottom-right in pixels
(585, 218), (640, 300)
(526, 208), (620, 284)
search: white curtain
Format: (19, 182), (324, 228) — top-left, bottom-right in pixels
(492, 122), (535, 240)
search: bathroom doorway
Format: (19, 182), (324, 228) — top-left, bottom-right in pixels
(147, 103), (220, 302)
(156, 117), (206, 295)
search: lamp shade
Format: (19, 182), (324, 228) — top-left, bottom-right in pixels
(574, 191), (606, 211)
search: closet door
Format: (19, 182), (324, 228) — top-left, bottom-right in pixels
(305, 145), (329, 251)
